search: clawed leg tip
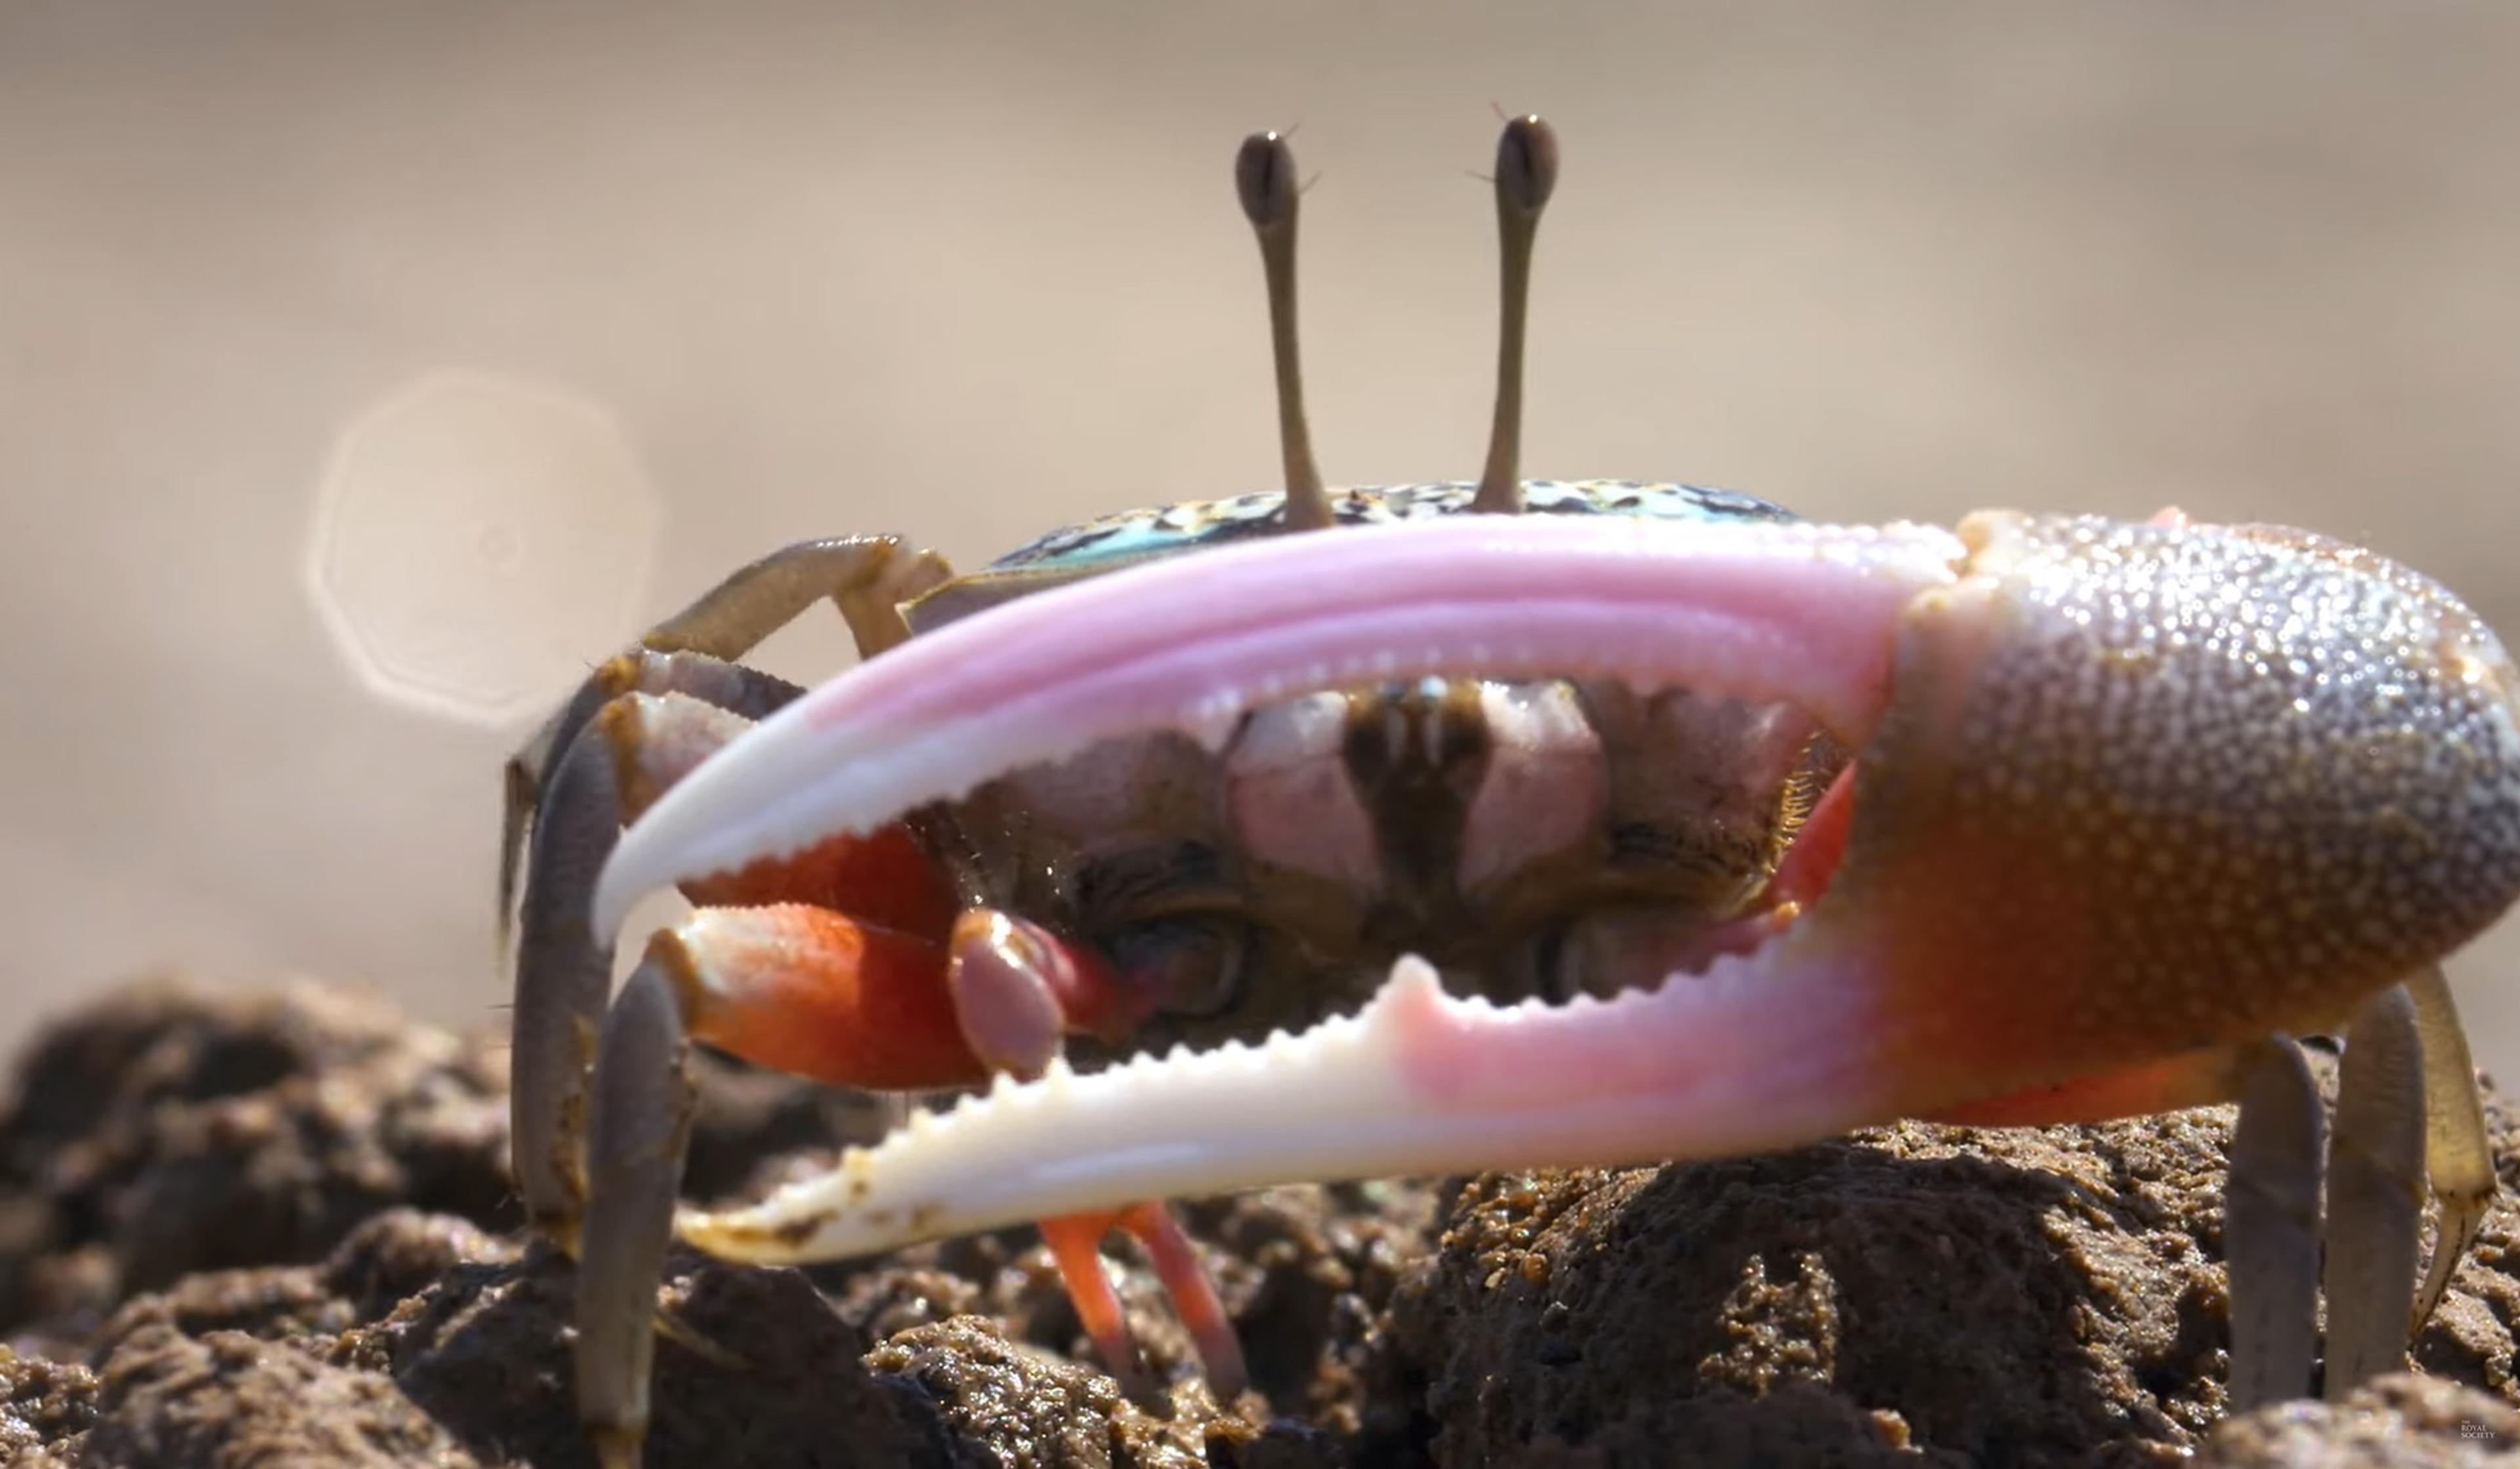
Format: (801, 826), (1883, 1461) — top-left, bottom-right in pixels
(592, 1425), (643, 1469)
(654, 1302), (749, 1371)
(529, 1218), (582, 1262)
(1111, 1362), (1171, 1415)
(1203, 1359), (1250, 1408)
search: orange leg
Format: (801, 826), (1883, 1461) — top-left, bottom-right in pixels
(1039, 1201), (1248, 1401)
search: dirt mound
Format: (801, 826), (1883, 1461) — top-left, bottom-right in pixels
(1, 978), (2513, 1466)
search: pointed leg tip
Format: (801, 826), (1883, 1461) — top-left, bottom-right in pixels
(1083, 1317), (1157, 1405)
(654, 1302), (749, 1371)
(593, 1425), (643, 1469)
(1197, 1336), (1250, 1405)
(536, 1215), (583, 1262)
(1114, 1198), (1248, 1403)
(1038, 1209), (1158, 1401)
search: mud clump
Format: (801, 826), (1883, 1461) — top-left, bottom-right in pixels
(0, 976), (514, 1353)
(0, 978), (2514, 1466)
(2198, 1375), (2520, 1467)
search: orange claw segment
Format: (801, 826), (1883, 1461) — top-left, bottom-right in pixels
(677, 821), (958, 941)
(661, 904), (986, 1091)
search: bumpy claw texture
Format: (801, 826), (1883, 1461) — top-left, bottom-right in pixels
(1853, 512), (2520, 1071)
(620, 511), (2520, 1260)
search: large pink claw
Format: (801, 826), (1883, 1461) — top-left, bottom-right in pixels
(594, 510), (2520, 1260)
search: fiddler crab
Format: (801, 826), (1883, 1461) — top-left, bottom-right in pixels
(503, 115), (2520, 1466)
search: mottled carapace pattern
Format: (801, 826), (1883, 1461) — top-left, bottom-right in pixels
(904, 480), (1797, 633)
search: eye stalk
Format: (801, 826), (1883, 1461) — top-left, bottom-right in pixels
(1240, 114), (1563, 530)
(1473, 114), (1559, 516)
(1236, 129), (1334, 532)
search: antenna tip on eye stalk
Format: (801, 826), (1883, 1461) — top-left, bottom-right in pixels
(1238, 128), (1332, 531)
(1495, 114), (1560, 218)
(1471, 113), (1557, 516)
(1236, 131), (1299, 234)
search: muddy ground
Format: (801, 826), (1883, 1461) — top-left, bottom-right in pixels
(0, 976), (2514, 1467)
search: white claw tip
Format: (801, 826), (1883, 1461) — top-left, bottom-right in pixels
(588, 862), (642, 947)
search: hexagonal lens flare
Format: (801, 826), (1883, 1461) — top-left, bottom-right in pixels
(306, 372), (662, 726)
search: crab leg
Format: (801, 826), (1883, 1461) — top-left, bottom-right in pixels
(2322, 984), (2427, 1393)
(2408, 965), (2495, 1331)
(1933, 970), (2467, 1408)
(503, 534), (952, 948)
(1037, 1201), (1248, 1403)
(514, 684), (972, 1231)
(2225, 1035), (2325, 1409)
(593, 508), (2520, 1267)
(514, 682), (801, 1245)
(515, 679), (1139, 1161)
(503, 648), (803, 953)
(507, 533), (952, 1241)
(575, 955), (689, 1469)
(1939, 959), (2490, 1409)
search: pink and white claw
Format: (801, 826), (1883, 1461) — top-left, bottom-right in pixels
(595, 507), (2520, 1407)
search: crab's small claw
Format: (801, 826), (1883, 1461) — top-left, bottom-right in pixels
(597, 509), (2520, 1259)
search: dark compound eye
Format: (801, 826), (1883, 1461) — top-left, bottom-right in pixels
(1076, 842), (1226, 917)
(1496, 114), (1559, 217)
(1102, 917), (1254, 1020)
(1236, 130), (1297, 230)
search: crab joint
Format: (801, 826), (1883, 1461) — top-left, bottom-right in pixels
(613, 508), (2520, 1256)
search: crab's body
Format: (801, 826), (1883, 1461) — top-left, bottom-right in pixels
(503, 119), (2513, 1469)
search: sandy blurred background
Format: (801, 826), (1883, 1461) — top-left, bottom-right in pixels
(4, 1), (2518, 1083)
